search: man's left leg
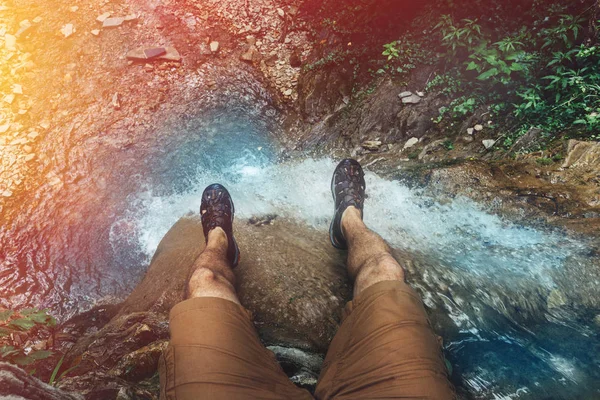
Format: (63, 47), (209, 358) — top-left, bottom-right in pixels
(159, 184), (312, 400)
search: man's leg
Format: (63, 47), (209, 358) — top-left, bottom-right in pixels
(159, 185), (312, 400)
(316, 160), (454, 399)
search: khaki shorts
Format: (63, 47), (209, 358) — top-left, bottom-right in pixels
(159, 280), (455, 399)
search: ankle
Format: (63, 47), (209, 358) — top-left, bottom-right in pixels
(341, 206), (363, 241)
(207, 227), (228, 250)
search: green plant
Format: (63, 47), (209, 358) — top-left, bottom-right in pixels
(442, 140), (454, 150)
(0, 308), (56, 371)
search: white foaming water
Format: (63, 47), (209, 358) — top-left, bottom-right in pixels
(133, 157), (576, 287)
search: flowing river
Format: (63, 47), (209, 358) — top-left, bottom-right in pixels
(0, 64), (598, 399)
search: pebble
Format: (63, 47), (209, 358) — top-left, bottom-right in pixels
(12, 84), (22, 94)
(103, 17), (125, 28)
(4, 34), (16, 51)
(403, 137), (419, 150)
(2, 190), (13, 197)
(96, 12), (111, 23)
(91, 30), (100, 36)
(60, 24), (75, 38)
(467, 128), (474, 135)
(4, 94), (15, 104)
(482, 139), (496, 149)
(277, 8), (285, 17)
(474, 124), (484, 131)
(210, 41), (220, 53)
(283, 88), (292, 96)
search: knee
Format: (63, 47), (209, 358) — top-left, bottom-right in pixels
(360, 253), (405, 281)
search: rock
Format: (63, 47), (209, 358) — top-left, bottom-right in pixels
(474, 124), (484, 131)
(482, 139), (496, 149)
(277, 8), (285, 17)
(103, 17), (125, 28)
(284, 89), (293, 96)
(398, 91), (412, 98)
(403, 137), (419, 150)
(246, 35), (256, 46)
(289, 49), (302, 68)
(210, 41), (220, 53)
(416, 91), (425, 97)
(33, 16), (43, 23)
(126, 46), (180, 62)
(467, 128), (474, 135)
(0, 122), (9, 133)
(508, 127), (543, 154)
(12, 84), (22, 94)
(362, 140), (382, 151)
(418, 139), (447, 160)
(240, 45), (260, 63)
(4, 34), (16, 51)
(112, 93), (121, 110)
(2, 190), (12, 197)
(60, 24), (75, 38)
(69, 6), (79, 12)
(96, 12), (111, 22)
(25, 153), (35, 161)
(4, 94), (15, 104)
(124, 15), (137, 22)
(562, 140), (600, 169)
(15, 20), (32, 37)
(91, 29), (100, 36)
(401, 94), (421, 104)
(547, 289), (568, 309)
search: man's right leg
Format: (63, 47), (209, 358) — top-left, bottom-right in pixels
(316, 160), (454, 399)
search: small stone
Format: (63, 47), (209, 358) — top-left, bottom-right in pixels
(401, 94), (421, 104)
(112, 93), (121, 109)
(240, 45), (259, 63)
(124, 15), (137, 21)
(96, 12), (111, 23)
(0, 122), (9, 133)
(15, 20), (32, 37)
(60, 24), (75, 38)
(63, 73), (72, 83)
(284, 37), (292, 44)
(284, 89), (292, 96)
(474, 124), (484, 131)
(2, 190), (12, 197)
(27, 131), (39, 139)
(4, 94), (15, 104)
(403, 137), (419, 150)
(12, 84), (22, 94)
(482, 139), (496, 149)
(210, 41), (219, 53)
(22, 145), (32, 153)
(40, 122), (50, 130)
(362, 140), (382, 151)
(103, 17), (125, 28)
(48, 177), (62, 186)
(277, 8), (285, 17)
(416, 91), (425, 97)
(25, 153), (35, 161)
(33, 16), (43, 24)
(246, 35), (256, 46)
(91, 29), (100, 36)
(398, 91), (412, 98)
(69, 6), (79, 12)
(4, 34), (17, 51)
(143, 47), (166, 59)
(467, 128), (474, 135)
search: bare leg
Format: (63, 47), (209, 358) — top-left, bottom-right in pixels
(186, 227), (240, 305)
(341, 206), (405, 297)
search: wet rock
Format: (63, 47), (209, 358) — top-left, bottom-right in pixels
(403, 137), (419, 150)
(210, 41), (220, 53)
(547, 289), (568, 309)
(0, 362), (82, 399)
(482, 139), (496, 149)
(362, 140), (382, 151)
(401, 94), (421, 104)
(561, 140), (600, 169)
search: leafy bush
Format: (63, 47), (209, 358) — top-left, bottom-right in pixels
(0, 308), (55, 371)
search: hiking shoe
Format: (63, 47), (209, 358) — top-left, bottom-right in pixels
(200, 183), (240, 267)
(330, 159), (366, 249)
